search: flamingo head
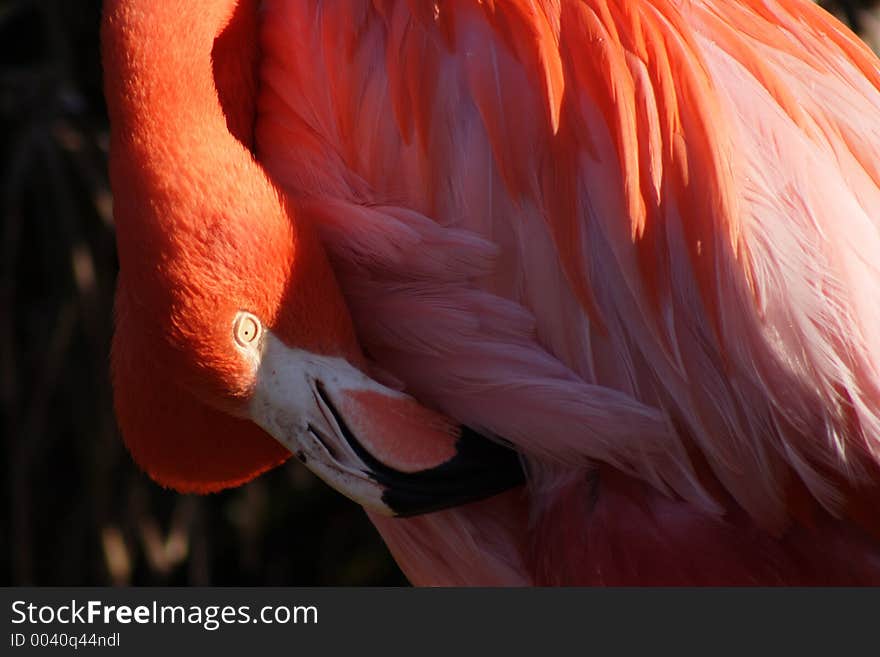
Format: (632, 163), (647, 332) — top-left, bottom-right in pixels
(109, 158), (522, 515)
(104, 0), (522, 516)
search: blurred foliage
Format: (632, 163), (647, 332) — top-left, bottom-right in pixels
(1, 0), (404, 586)
(0, 0), (876, 586)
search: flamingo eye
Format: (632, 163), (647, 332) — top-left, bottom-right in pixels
(233, 311), (262, 348)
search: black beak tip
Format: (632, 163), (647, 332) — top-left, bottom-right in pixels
(380, 426), (526, 517)
(315, 379), (525, 517)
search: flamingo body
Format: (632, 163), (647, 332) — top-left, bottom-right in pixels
(103, 0), (880, 584)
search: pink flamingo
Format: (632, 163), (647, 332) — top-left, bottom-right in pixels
(102, 0), (880, 584)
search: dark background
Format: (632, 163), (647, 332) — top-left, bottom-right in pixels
(0, 0), (874, 586)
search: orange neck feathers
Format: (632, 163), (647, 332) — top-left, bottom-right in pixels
(102, 0), (361, 491)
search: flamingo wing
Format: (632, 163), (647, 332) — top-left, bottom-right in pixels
(254, 0), (880, 582)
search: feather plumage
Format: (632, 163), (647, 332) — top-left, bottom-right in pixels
(254, 0), (880, 583)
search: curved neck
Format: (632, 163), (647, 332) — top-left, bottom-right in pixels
(102, 0), (267, 266)
(103, 1), (234, 152)
(102, 0), (367, 492)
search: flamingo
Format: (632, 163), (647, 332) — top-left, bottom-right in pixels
(101, 0), (880, 585)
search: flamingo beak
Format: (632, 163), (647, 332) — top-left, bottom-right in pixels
(247, 333), (524, 516)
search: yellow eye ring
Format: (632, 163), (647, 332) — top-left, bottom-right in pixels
(233, 311), (262, 347)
